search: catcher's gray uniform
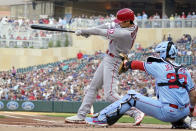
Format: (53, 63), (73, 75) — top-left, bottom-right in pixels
(76, 22), (140, 119)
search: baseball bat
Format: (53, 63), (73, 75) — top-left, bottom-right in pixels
(31, 25), (75, 33)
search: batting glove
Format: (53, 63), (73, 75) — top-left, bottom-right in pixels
(75, 29), (82, 36)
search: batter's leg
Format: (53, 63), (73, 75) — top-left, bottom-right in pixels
(77, 61), (104, 119)
(103, 56), (121, 102)
(103, 56), (144, 125)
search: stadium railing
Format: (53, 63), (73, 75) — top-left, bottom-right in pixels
(0, 18), (195, 49)
(0, 24), (71, 48)
(70, 18), (196, 28)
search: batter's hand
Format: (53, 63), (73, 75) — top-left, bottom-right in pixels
(75, 29), (90, 38)
(75, 29), (82, 36)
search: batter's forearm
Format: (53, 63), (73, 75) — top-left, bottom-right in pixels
(81, 28), (107, 37)
(95, 23), (110, 29)
(95, 22), (116, 29)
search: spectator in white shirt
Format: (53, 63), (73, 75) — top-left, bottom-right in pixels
(142, 11), (148, 20)
(1, 16), (8, 24)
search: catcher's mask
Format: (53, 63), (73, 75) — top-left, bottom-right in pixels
(155, 41), (178, 59)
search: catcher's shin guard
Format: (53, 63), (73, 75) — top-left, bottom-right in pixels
(97, 92), (138, 125)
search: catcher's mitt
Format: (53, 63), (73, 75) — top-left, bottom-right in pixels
(118, 53), (129, 75)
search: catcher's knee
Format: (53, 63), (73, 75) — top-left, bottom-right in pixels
(98, 92), (138, 125)
(104, 90), (138, 105)
(122, 91), (138, 107)
(106, 94), (137, 125)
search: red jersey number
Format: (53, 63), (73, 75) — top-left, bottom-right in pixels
(167, 73), (187, 89)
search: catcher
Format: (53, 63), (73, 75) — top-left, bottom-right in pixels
(85, 41), (196, 129)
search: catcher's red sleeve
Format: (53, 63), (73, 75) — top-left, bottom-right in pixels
(131, 60), (145, 71)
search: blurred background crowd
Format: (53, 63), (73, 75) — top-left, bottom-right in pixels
(0, 34), (195, 102)
(0, 10), (196, 35)
(0, 11), (196, 49)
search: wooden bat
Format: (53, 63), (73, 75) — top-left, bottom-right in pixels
(31, 25), (75, 33)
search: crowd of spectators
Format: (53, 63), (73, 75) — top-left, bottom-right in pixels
(0, 52), (102, 101)
(0, 10), (196, 28)
(136, 11), (196, 20)
(1, 16), (62, 39)
(0, 35), (195, 102)
(0, 10), (196, 48)
(0, 16), (70, 48)
(1, 10), (196, 26)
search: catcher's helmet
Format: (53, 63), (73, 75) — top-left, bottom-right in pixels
(114, 8), (134, 23)
(155, 41), (178, 59)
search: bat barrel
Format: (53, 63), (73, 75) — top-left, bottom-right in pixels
(30, 25), (75, 33)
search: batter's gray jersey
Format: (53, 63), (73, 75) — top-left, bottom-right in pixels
(77, 22), (139, 119)
(81, 23), (138, 56)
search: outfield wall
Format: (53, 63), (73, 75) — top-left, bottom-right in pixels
(0, 100), (111, 113)
(0, 28), (195, 71)
(0, 100), (196, 116)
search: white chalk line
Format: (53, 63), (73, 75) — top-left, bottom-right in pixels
(0, 112), (59, 123)
(0, 114), (22, 119)
(2, 112), (37, 117)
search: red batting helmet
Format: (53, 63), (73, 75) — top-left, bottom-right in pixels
(114, 8), (135, 23)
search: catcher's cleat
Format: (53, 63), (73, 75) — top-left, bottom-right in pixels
(185, 116), (196, 129)
(191, 119), (196, 129)
(171, 118), (190, 129)
(132, 109), (145, 126)
(65, 115), (86, 124)
(85, 117), (108, 127)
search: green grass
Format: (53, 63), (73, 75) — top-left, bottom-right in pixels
(43, 113), (169, 125)
(118, 115), (169, 125)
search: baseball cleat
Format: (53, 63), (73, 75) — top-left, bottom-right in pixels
(171, 122), (190, 129)
(85, 117), (108, 126)
(190, 117), (196, 129)
(65, 115), (86, 124)
(133, 110), (145, 126)
(184, 116), (196, 129)
(171, 117), (191, 129)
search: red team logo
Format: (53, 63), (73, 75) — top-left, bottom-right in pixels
(108, 29), (114, 34)
(165, 64), (173, 71)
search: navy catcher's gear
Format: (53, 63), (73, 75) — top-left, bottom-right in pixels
(96, 90), (138, 125)
(147, 56), (164, 63)
(155, 41), (178, 59)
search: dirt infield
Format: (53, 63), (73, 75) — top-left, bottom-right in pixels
(0, 112), (187, 131)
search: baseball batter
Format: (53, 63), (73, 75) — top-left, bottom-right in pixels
(65, 8), (144, 125)
(85, 41), (196, 129)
